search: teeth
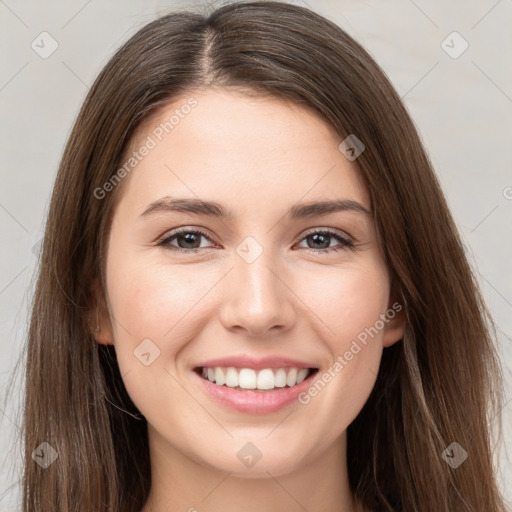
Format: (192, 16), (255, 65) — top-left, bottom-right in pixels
(257, 369), (274, 390)
(274, 368), (287, 388)
(214, 367), (226, 385)
(225, 367), (238, 387)
(286, 368), (297, 387)
(199, 366), (313, 390)
(296, 368), (309, 384)
(239, 368), (257, 389)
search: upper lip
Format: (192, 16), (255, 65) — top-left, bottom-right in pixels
(194, 355), (317, 371)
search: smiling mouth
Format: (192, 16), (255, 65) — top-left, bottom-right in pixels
(194, 366), (319, 392)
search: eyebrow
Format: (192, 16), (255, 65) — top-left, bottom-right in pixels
(140, 196), (372, 220)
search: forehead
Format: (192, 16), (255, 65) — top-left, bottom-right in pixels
(116, 89), (370, 216)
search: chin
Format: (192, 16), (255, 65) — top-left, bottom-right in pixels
(197, 442), (310, 479)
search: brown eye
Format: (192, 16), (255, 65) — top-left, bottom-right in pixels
(158, 228), (214, 251)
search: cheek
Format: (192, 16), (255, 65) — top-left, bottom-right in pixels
(292, 261), (389, 429)
(106, 257), (201, 349)
(104, 256), (204, 423)
(301, 258), (390, 350)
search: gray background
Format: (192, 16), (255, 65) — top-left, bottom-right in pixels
(1, 0), (511, 510)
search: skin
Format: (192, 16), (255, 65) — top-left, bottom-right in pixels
(93, 89), (406, 512)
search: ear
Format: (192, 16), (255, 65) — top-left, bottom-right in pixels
(89, 277), (114, 346)
(382, 291), (407, 348)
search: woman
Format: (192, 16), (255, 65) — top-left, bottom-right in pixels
(19, 1), (507, 511)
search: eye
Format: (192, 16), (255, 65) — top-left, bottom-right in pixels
(157, 228), (215, 252)
(157, 227), (354, 254)
(295, 229), (354, 253)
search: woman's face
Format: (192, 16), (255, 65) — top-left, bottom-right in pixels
(95, 89), (405, 477)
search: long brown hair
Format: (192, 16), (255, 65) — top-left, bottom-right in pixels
(12, 1), (507, 510)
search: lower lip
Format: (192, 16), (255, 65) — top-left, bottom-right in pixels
(192, 369), (318, 414)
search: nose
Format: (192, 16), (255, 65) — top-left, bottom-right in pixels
(218, 245), (297, 338)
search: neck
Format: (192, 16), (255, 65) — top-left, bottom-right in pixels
(141, 424), (359, 512)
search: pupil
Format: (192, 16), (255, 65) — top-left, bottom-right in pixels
(180, 233), (200, 249)
(309, 233), (329, 249)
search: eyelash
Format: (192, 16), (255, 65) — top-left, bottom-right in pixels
(157, 227), (355, 254)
